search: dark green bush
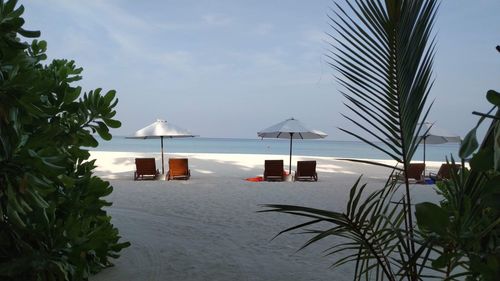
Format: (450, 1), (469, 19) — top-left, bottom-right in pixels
(0, 1), (129, 280)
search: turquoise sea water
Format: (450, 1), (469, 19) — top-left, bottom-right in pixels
(92, 136), (460, 162)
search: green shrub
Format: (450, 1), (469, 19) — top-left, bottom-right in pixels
(0, 1), (129, 280)
(415, 89), (500, 281)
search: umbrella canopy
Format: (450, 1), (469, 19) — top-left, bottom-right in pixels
(258, 118), (327, 173)
(418, 122), (461, 172)
(258, 118), (328, 139)
(419, 122), (461, 144)
(128, 119), (196, 175)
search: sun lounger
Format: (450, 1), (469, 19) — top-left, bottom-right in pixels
(430, 163), (460, 181)
(294, 160), (318, 181)
(167, 158), (191, 180)
(393, 163), (425, 183)
(264, 160), (284, 181)
(134, 158), (159, 180)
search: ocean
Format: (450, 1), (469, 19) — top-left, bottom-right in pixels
(92, 136), (461, 162)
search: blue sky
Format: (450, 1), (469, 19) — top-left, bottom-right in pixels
(22, 0), (500, 140)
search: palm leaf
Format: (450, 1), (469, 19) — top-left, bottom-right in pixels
(262, 175), (417, 280)
(329, 2), (439, 278)
(330, 0), (437, 167)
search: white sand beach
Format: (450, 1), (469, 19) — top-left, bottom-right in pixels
(89, 151), (443, 281)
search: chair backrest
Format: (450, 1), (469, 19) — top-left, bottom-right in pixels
(406, 163), (425, 180)
(135, 158), (157, 174)
(297, 161), (316, 176)
(437, 163), (460, 180)
(265, 160), (284, 176)
(169, 158), (189, 177)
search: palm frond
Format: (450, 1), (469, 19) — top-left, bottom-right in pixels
(330, 0), (438, 166)
(262, 175), (417, 280)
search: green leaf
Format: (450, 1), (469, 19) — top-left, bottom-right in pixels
(431, 253), (452, 269)
(459, 127), (479, 159)
(470, 146), (493, 172)
(415, 202), (449, 235)
(18, 27), (40, 38)
(486, 90), (500, 106)
(103, 118), (121, 129)
(103, 90), (116, 104)
(6, 204), (26, 227)
(38, 39), (47, 51)
(460, 106), (496, 159)
(25, 189), (49, 209)
(63, 87), (81, 103)
(4, 36), (29, 49)
(94, 122), (112, 140)
(80, 134), (99, 147)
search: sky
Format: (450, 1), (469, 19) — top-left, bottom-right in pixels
(21, 0), (500, 140)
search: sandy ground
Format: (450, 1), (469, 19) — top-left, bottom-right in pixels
(89, 151), (443, 281)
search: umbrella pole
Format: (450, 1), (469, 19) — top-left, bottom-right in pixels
(423, 136), (426, 177)
(161, 136), (164, 175)
(289, 133), (293, 174)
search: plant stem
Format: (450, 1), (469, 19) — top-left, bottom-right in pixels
(389, 24), (417, 280)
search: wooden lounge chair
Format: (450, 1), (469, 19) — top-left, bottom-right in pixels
(134, 158), (159, 180)
(167, 158), (191, 180)
(393, 163), (425, 183)
(294, 161), (318, 181)
(430, 163), (460, 181)
(264, 160), (284, 181)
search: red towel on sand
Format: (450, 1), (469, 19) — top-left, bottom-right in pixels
(245, 176), (263, 182)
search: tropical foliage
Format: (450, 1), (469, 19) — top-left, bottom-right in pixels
(0, 1), (129, 280)
(415, 89), (500, 280)
(263, 1), (498, 280)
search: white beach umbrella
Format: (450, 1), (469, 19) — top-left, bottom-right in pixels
(258, 118), (327, 173)
(128, 119), (196, 174)
(419, 122), (461, 169)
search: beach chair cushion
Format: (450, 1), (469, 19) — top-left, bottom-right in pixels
(295, 161), (318, 181)
(264, 160), (284, 181)
(134, 158), (159, 180)
(167, 158), (191, 180)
